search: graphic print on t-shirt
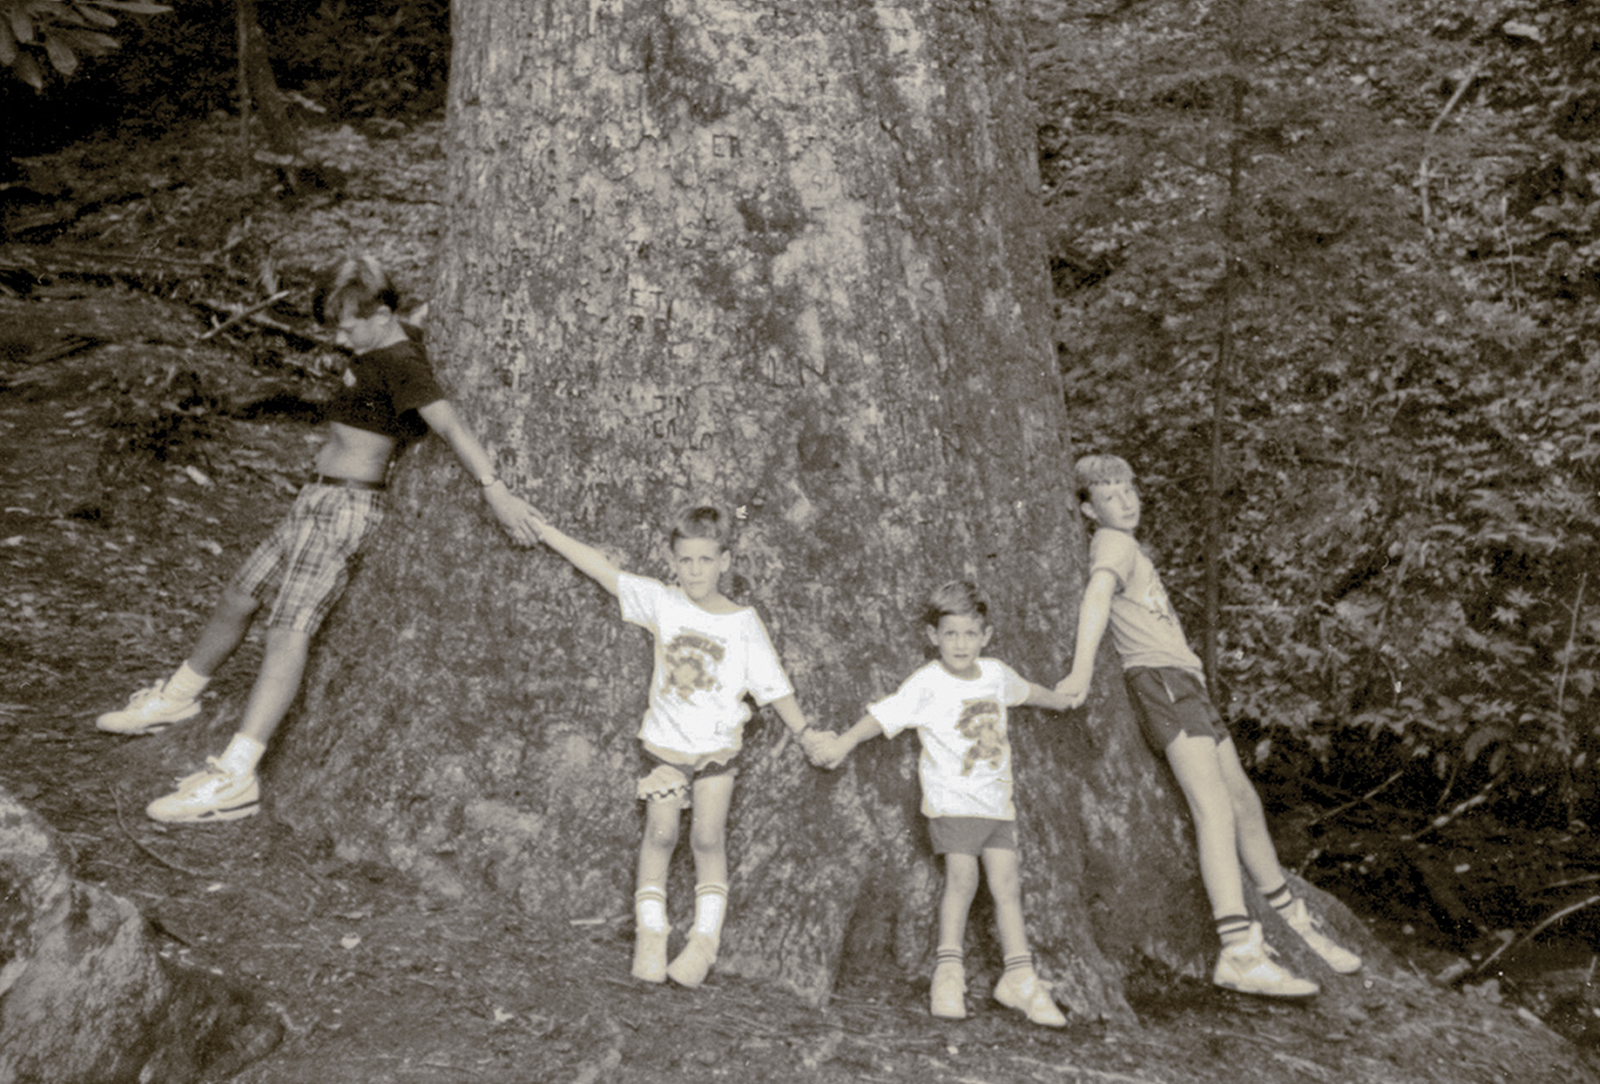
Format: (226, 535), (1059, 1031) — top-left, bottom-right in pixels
(956, 699), (1005, 775)
(661, 631), (726, 700)
(1136, 571), (1182, 628)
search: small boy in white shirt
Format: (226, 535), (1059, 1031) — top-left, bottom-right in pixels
(812, 581), (1074, 1026)
(534, 505), (823, 987)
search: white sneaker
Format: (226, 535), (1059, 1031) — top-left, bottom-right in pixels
(666, 932), (718, 988)
(96, 684), (201, 735)
(1213, 922), (1318, 998)
(146, 760), (259, 823)
(993, 968), (1066, 1027)
(930, 961), (967, 1019)
(1283, 898), (1362, 974)
(632, 927), (670, 983)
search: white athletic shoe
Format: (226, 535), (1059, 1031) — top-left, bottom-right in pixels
(666, 932), (719, 988)
(96, 684), (201, 735)
(632, 927), (670, 983)
(993, 968), (1066, 1027)
(1283, 898), (1362, 974)
(1212, 922), (1318, 998)
(146, 760), (259, 823)
(930, 961), (967, 1019)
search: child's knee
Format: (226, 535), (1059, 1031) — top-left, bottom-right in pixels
(943, 856), (981, 897)
(642, 808), (681, 851)
(688, 818), (726, 855)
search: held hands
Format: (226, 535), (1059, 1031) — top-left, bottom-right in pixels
(1055, 671), (1091, 710)
(799, 729), (851, 771)
(484, 484), (544, 547)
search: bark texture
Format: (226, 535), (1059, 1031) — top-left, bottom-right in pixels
(266, 0), (1363, 1014)
(0, 787), (280, 1084)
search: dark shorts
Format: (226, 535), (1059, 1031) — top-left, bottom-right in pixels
(1124, 667), (1227, 751)
(928, 816), (1017, 856)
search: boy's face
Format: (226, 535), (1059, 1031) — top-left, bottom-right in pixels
(1082, 480), (1140, 532)
(928, 613), (991, 678)
(672, 536), (730, 602)
(334, 301), (393, 355)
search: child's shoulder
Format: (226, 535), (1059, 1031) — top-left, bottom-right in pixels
(1089, 527), (1141, 561)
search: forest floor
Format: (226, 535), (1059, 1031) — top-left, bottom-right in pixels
(6, 117), (1600, 1084)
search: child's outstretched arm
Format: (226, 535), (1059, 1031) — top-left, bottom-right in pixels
(533, 519), (624, 597)
(812, 714), (884, 770)
(1058, 569), (1117, 707)
(417, 399), (543, 547)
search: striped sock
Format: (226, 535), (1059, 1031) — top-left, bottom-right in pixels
(635, 886), (667, 933)
(935, 946), (964, 971)
(1263, 883), (1295, 916)
(1002, 953), (1033, 978)
(1215, 914), (1252, 948)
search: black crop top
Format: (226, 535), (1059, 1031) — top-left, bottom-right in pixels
(326, 337), (446, 442)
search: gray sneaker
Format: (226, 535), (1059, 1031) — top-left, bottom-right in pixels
(96, 684), (201, 735)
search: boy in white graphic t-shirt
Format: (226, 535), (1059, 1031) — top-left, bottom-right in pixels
(534, 505), (824, 988)
(812, 581), (1074, 1027)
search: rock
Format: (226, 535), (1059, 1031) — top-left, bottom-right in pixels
(0, 785), (281, 1084)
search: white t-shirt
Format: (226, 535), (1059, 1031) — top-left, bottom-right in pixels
(617, 572), (794, 758)
(1089, 528), (1205, 679)
(867, 658), (1032, 820)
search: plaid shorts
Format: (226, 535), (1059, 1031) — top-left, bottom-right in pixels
(229, 482), (386, 633)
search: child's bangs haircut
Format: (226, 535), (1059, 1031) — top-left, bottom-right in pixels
(1074, 454), (1135, 504)
(313, 255), (401, 326)
(669, 505), (731, 552)
(923, 580), (988, 628)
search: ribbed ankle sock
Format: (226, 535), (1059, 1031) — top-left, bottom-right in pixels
(1263, 883), (1295, 916)
(635, 887), (668, 933)
(692, 882), (729, 939)
(164, 661), (210, 701)
(1216, 914), (1252, 948)
(217, 734), (265, 777)
(935, 946), (964, 970)
(1002, 953), (1033, 977)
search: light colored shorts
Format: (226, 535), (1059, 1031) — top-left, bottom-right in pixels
(229, 482), (386, 633)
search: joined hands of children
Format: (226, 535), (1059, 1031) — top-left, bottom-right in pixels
(485, 487), (545, 547)
(1055, 671), (1090, 710)
(803, 730), (850, 770)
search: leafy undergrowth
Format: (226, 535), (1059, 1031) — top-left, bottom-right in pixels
(4, 119), (1600, 1083)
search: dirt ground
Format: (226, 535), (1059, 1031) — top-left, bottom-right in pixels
(5, 120), (1600, 1084)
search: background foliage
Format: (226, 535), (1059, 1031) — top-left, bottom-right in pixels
(1033, 0), (1600, 824)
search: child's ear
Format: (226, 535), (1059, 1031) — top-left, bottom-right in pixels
(925, 625), (941, 648)
(1080, 500), (1099, 523)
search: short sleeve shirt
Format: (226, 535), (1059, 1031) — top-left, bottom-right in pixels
(617, 572), (794, 758)
(868, 659), (1032, 820)
(1089, 528), (1205, 680)
(326, 336), (446, 442)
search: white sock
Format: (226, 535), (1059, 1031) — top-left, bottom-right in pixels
(163, 661), (210, 701)
(217, 734), (265, 777)
(635, 887), (668, 933)
(693, 882), (729, 939)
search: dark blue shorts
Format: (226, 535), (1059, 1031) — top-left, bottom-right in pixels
(1124, 667), (1226, 751)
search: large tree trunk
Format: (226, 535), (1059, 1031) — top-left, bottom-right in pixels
(265, 0), (1348, 1015)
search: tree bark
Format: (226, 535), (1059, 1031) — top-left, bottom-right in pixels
(263, 0), (1357, 1015)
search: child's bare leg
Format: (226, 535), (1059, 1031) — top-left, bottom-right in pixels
(985, 845), (1065, 1025)
(667, 773), (734, 988)
(981, 847), (1029, 960)
(1214, 736), (1285, 891)
(636, 798), (681, 889)
(186, 587), (263, 677)
(1165, 734), (1247, 923)
(938, 853), (981, 950)
(632, 797), (680, 982)
(234, 625), (311, 746)
(930, 853), (980, 1018)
